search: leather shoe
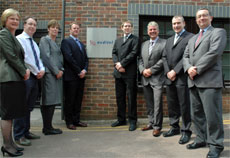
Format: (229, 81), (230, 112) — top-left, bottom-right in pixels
(153, 129), (161, 137)
(43, 128), (63, 135)
(186, 142), (206, 149)
(179, 133), (191, 144)
(141, 125), (153, 131)
(129, 123), (137, 131)
(206, 148), (223, 158)
(163, 128), (180, 137)
(74, 121), (87, 127)
(111, 121), (126, 127)
(15, 137), (31, 146)
(67, 124), (76, 130)
(25, 132), (40, 139)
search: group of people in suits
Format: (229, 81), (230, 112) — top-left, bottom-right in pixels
(0, 8), (88, 157)
(111, 8), (226, 158)
(0, 7), (226, 158)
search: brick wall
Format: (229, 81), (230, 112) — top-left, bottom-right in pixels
(1, 0), (229, 120)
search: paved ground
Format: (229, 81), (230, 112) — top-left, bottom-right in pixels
(0, 109), (230, 158)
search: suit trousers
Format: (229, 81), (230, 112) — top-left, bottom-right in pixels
(64, 79), (85, 125)
(115, 78), (137, 124)
(166, 84), (191, 133)
(190, 87), (224, 150)
(14, 75), (39, 140)
(143, 84), (163, 130)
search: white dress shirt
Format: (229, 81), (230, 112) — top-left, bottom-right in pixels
(16, 32), (45, 75)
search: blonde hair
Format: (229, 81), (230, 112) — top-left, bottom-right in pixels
(48, 19), (60, 29)
(121, 20), (133, 28)
(1, 8), (20, 27)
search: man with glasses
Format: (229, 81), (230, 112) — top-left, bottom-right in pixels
(183, 8), (227, 158)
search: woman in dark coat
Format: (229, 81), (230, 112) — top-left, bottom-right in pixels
(0, 8), (30, 157)
(39, 20), (63, 135)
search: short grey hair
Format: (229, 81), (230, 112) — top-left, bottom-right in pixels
(147, 21), (159, 30)
(172, 15), (184, 22)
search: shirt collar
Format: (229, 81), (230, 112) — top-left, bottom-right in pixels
(70, 35), (80, 41)
(124, 33), (131, 38)
(176, 29), (185, 37)
(22, 31), (33, 39)
(150, 36), (159, 43)
(200, 25), (211, 34)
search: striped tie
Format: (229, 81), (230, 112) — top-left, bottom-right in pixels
(195, 30), (204, 48)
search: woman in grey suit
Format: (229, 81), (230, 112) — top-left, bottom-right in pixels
(0, 8), (30, 157)
(39, 20), (64, 135)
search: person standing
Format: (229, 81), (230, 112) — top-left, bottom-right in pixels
(13, 16), (45, 146)
(39, 19), (63, 135)
(61, 22), (88, 130)
(162, 15), (193, 144)
(0, 8), (30, 157)
(111, 20), (140, 131)
(138, 21), (166, 137)
(183, 8), (227, 158)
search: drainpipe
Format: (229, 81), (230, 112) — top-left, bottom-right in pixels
(61, 0), (66, 40)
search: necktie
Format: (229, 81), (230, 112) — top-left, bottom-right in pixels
(195, 30), (204, 48)
(124, 35), (128, 42)
(29, 38), (40, 70)
(174, 34), (180, 45)
(75, 39), (83, 52)
(149, 41), (154, 55)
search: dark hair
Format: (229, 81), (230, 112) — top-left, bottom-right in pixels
(23, 16), (37, 24)
(196, 8), (212, 16)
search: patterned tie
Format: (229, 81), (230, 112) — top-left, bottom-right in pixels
(75, 39), (83, 52)
(149, 41), (154, 55)
(195, 30), (204, 48)
(29, 38), (40, 70)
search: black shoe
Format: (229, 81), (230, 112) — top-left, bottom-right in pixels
(179, 133), (191, 144)
(129, 123), (137, 131)
(206, 148), (223, 158)
(186, 142), (206, 149)
(1, 146), (23, 157)
(25, 132), (40, 139)
(163, 128), (180, 137)
(43, 128), (63, 135)
(111, 121), (126, 127)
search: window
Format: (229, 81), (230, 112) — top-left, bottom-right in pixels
(139, 15), (230, 87)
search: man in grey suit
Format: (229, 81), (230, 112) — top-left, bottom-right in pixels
(138, 21), (166, 137)
(162, 16), (193, 144)
(183, 8), (227, 158)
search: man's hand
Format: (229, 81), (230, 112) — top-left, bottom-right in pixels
(24, 69), (30, 80)
(143, 68), (152, 78)
(37, 70), (45, 79)
(167, 70), (176, 81)
(79, 69), (86, 78)
(115, 62), (122, 70)
(188, 66), (197, 80)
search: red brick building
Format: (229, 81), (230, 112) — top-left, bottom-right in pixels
(1, 0), (229, 120)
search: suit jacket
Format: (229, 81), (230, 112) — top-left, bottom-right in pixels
(0, 28), (26, 83)
(61, 36), (88, 81)
(163, 31), (194, 85)
(183, 26), (227, 88)
(138, 38), (166, 86)
(112, 34), (140, 79)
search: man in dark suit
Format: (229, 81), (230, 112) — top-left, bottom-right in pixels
(138, 21), (166, 137)
(162, 15), (193, 144)
(61, 22), (88, 130)
(111, 20), (140, 131)
(183, 8), (227, 158)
